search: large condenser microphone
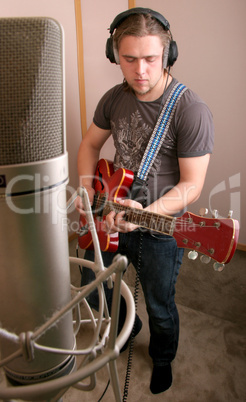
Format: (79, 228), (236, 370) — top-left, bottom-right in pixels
(0, 17), (75, 396)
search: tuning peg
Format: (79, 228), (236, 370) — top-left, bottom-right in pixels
(200, 255), (211, 264)
(213, 262), (225, 272)
(228, 210), (233, 218)
(212, 209), (218, 218)
(188, 250), (198, 260)
(199, 207), (208, 217)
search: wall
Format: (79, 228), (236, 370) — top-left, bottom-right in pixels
(80, 0), (128, 160)
(1, 0), (245, 245)
(81, 0), (246, 245)
(135, 0), (246, 245)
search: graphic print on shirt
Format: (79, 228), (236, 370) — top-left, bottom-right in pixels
(111, 110), (163, 174)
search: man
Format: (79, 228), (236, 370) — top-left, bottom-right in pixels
(76, 8), (214, 394)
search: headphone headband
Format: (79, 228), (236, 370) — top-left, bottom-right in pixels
(109, 7), (170, 35)
(106, 7), (178, 68)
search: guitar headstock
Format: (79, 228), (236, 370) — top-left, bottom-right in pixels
(173, 208), (240, 270)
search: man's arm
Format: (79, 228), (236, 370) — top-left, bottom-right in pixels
(148, 154), (211, 215)
(105, 154), (210, 233)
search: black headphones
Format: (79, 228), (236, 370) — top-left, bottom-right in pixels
(105, 7), (178, 68)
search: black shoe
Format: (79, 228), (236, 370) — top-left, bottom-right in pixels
(120, 314), (142, 352)
(150, 363), (172, 394)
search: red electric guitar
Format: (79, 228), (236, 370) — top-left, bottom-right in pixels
(78, 159), (239, 265)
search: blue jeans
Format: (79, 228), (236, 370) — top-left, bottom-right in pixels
(81, 230), (184, 366)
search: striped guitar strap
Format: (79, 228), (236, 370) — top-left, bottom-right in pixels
(131, 82), (187, 199)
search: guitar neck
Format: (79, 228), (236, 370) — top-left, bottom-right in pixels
(102, 200), (176, 236)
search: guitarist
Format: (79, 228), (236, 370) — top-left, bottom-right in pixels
(75, 8), (214, 395)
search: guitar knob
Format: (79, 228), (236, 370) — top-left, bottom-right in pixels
(213, 262), (225, 272)
(199, 207), (208, 217)
(212, 209), (218, 218)
(188, 250), (198, 260)
(228, 210), (233, 218)
(200, 255), (211, 264)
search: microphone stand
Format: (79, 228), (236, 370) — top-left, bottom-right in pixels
(0, 187), (135, 401)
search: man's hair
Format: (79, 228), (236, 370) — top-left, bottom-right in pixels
(113, 13), (171, 55)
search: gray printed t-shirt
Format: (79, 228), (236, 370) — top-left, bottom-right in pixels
(93, 78), (214, 213)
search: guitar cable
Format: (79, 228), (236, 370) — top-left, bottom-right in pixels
(122, 181), (148, 401)
(97, 379), (110, 402)
(122, 230), (143, 402)
(76, 241), (83, 276)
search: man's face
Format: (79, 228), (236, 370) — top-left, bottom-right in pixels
(118, 35), (165, 101)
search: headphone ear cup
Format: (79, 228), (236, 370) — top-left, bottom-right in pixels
(167, 40), (178, 67)
(106, 37), (117, 64)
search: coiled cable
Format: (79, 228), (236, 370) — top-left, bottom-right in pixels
(122, 230), (143, 401)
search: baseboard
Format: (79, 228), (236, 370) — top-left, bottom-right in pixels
(237, 243), (246, 252)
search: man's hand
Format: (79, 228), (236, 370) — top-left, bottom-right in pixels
(103, 199), (143, 234)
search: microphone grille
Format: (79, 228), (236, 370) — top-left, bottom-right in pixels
(0, 18), (64, 165)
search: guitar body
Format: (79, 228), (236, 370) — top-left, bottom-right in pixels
(78, 159), (134, 252)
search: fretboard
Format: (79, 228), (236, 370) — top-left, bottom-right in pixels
(94, 195), (176, 235)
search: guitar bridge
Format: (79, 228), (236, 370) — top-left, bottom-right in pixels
(77, 224), (89, 237)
